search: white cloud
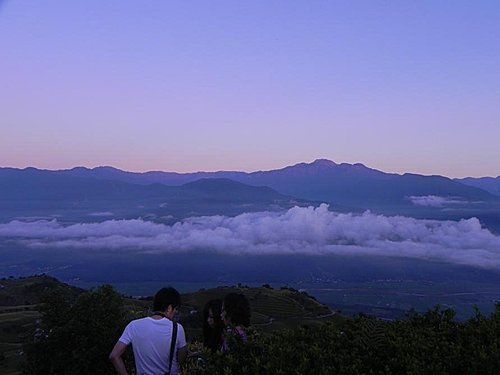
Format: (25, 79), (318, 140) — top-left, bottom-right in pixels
(1, 204), (500, 269)
(408, 195), (464, 207)
(88, 211), (114, 217)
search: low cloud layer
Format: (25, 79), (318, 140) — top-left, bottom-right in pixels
(1, 204), (500, 269)
(88, 211), (114, 217)
(408, 195), (464, 207)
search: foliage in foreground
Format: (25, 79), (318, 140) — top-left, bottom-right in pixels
(22, 285), (130, 375)
(22, 285), (500, 375)
(192, 305), (500, 375)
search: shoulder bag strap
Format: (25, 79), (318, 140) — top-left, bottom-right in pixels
(167, 321), (178, 374)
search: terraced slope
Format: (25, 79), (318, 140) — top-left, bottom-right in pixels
(181, 285), (334, 335)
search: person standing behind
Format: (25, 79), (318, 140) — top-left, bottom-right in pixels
(109, 287), (187, 375)
(220, 293), (251, 352)
(202, 299), (224, 352)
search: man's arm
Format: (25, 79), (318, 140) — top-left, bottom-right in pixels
(177, 345), (188, 368)
(109, 341), (129, 375)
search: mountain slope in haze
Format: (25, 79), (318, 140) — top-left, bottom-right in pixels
(0, 168), (289, 204)
(456, 176), (500, 197)
(49, 160), (498, 209)
(0, 168), (308, 221)
(181, 178), (291, 203)
(63, 165), (247, 186)
(234, 159), (497, 207)
(0, 167), (172, 201)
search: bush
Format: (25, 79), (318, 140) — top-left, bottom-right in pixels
(193, 305), (500, 374)
(23, 285), (129, 375)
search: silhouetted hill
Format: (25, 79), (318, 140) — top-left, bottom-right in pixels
(0, 275), (84, 307)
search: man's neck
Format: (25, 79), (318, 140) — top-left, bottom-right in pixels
(152, 311), (168, 320)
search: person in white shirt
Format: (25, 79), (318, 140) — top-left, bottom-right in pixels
(109, 287), (187, 375)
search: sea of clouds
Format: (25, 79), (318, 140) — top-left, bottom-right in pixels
(1, 204), (499, 269)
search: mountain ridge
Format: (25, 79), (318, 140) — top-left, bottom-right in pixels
(6, 158), (498, 181)
(2, 159), (497, 209)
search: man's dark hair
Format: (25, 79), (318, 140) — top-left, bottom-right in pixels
(153, 287), (181, 312)
(224, 293), (251, 327)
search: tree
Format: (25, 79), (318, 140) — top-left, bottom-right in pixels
(23, 285), (130, 375)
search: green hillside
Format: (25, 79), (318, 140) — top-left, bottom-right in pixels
(0, 276), (336, 374)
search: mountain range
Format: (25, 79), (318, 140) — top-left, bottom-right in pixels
(1, 159), (499, 224)
(61, 159), (500, 202)
(50, 159), (498, 198)
(0, 167), (307, 222)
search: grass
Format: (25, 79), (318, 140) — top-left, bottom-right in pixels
(0, 310), (40, 375)
(0, 311), (40, 324)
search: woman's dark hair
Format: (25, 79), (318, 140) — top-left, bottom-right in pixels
(203, 299), (223, 352)
(223, 293), (251, 327)
(153, 287), (181, 312)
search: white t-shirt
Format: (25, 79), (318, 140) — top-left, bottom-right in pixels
(119, 317), (187, 375)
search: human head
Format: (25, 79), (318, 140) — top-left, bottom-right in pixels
(221, 293), (250, 327)
(203, 299), (224, 351)
(153, 287), (181, 318)
(203, 299), (222, 328)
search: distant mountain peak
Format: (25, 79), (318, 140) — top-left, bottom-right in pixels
(309, 159), (370, 170)
(283, 159), (338, 171)
(263, 159), (387, 180)
(310, 159), (338, 167)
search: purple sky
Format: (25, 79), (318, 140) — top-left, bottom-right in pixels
(1, 1), (499, 177)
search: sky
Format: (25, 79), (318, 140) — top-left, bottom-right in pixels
(1, 1), (499, 178)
